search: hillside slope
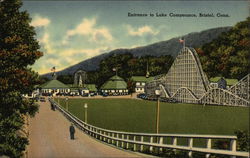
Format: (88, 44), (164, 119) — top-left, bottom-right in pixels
(43, 26), (231, 78)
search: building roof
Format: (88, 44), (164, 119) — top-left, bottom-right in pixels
(41, 79), (69, 89)
(131, 76), (154, 82)
(209, 77), (238, 86)
(101, 75), (127, 90)
(85, 84), (97, 91)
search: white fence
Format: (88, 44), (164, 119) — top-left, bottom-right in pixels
(49, 98), (249, 158)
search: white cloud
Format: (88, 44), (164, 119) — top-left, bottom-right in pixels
(38, 32), (54, 54)
(63, 17), (113, 44)
(35, 47), (110, 74)
(126, 25), (159, 36)
(34, 64), (49, 75)
(33, 17), (113, 74)
(31, 15), (50, 27)
(61, 47), (110, 59)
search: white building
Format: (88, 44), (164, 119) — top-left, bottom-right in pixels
(131, 76), (154, 93)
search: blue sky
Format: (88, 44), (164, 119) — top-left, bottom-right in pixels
(21, 1), (249, 74)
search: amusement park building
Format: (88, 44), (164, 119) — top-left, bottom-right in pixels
(41, 79), (70, 95)
(100, 75), (128, 95)
(145, 47), (250, 107)
(41, 79), (97, 96)
(131, 76), (154, 93)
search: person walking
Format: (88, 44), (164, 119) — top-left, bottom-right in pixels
(69, 123), (75, 140)
(50, 103), (55, 111)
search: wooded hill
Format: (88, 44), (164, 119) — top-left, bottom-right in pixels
(197, 17), (250, 79)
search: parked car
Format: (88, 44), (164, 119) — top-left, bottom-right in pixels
(102, 93), (108, 97)
(89, 92), (96, 96)
(81, 93), (89, 97)
(137, 93), (147, 99)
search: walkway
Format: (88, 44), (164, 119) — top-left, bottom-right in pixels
(28, 98), (141, 158)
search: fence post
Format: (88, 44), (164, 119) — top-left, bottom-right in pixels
(149, 136), (153, 152)
(205, 139), (211, 158)
(94, 129), (97, 138)
(112, 133), (115, 144)
(188, 138), (193, 158)
(103, 131), (107, 141)
(122, 134), (125, 148)
(116, 133), (119, 147)
(90, 127), (93, 136)
(108, 132), (111, 144)
(94, 128), (97, 138)
(100, 131), (103, 140)
(86, 126), (89, 134)
(126, 135), (129, 149)
(172, 137), (177, 146)
(230, 139), (237, 158)
(159, 137), (163, 152)
(172, 137), (177, 153)
(140, 136), (144, 152)
(230, 139), (236, 152)
(133, 136), (137, 151)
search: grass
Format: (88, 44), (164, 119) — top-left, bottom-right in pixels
(55, 98), (249, 135)
(209, 77), (238, 86)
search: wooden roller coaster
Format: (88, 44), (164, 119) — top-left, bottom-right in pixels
(145, 47), (249, 107)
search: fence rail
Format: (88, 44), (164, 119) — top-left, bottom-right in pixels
(49, 98), (249, 158)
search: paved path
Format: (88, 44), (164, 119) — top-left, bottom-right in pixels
(28, 98), (141, 158)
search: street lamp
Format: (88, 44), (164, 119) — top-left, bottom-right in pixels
(84, 103), (88, 123)
(65, 97), (68, 111)
(155, 89), (161, 134)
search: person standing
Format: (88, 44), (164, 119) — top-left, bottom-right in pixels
(69, 123), (75, 140)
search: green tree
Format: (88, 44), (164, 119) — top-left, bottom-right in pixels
(57, 75), (73, 84)
(127, 79), (135, 94)
(0, 0), (43, 157)
(94, 53), (174, 88)
(37, 76), (49, 85)
(198, 17), (250, 79)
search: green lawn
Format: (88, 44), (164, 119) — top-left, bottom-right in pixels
(55, 98), (249, 135)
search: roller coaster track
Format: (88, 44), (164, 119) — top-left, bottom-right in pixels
(229, 74), (250, 101)
(162, 47), (209, 98)
(199, 88), (249, 106)
(159, 85), (249, 106)
(189, 48), (210, 91)
(159, 84), (170, 98)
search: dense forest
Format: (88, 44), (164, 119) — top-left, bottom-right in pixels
(196, 17), (250, 79)
(57, 54), (174, 88)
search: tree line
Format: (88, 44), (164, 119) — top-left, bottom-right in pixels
(56, 53), (174, 88)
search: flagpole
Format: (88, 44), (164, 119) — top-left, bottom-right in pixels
(183, 39), (185, 49)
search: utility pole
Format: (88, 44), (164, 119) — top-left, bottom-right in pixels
(155, 89), (161, 134)
(84, 103), (88, 123)
(66, 97), (68, 111)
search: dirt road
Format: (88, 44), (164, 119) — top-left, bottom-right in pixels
(28, 99), (141, 158)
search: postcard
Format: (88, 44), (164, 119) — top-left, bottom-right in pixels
(0, 0), (249, 157)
